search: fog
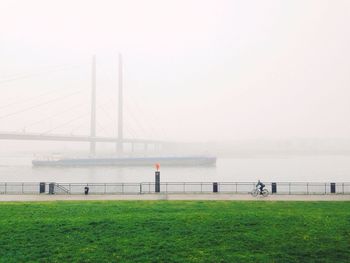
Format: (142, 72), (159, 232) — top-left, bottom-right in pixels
(1, 0), (350, 153)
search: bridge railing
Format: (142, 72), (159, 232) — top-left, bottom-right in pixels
(0, 182), (349, 195)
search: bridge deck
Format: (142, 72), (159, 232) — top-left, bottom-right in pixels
(0, 132), (163, 144)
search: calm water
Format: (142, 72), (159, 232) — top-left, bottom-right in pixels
(0, 153), (349, 183)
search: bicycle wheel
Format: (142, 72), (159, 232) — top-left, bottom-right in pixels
(251, 189), (259, 197)
(262, 189), (269, 197)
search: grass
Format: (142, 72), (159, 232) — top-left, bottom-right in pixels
(0, 201), (349, 262)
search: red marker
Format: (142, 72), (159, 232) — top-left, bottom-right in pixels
(155, 163), (160, 171)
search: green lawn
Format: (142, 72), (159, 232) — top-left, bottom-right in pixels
(0, 201), (349, 262)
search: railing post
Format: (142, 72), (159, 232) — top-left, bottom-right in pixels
(183, 183), (185, 193)
(201, 182), (203, 193)
(307, 183), (309, 195)
(122, 183), (124, 194)
(271, 182), (277, 194)
(166, 182), (168, 193)
(289, 183), (291, 195)
(22, 183), (24, 194)
(5, 183), (7, 194)
(104, 183), (107, 194)
(139, 183), (142, 194)
(235, 183), (238, 194)
(213, 182), (218, 193)
(342, 183), (344, 194)
(325, 183), (327, 195)
(330, 183), (336, 194)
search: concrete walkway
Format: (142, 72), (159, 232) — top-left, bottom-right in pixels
(0, 194), (349, 202)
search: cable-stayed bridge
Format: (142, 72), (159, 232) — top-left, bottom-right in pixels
(0, 55), (166, 155)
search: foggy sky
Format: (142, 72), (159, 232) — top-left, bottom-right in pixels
(1, 0), (350, 144)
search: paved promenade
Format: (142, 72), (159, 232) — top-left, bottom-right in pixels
(0, 194), (349, 202)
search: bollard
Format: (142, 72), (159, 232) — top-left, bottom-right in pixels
(39, 182), (46, 194)
(272, 183), (277, 194)
(330, 183), (336, 194)
(213, 182), (218, 193)
(49, 183), (55, 195)
(155, 171), (160, 193)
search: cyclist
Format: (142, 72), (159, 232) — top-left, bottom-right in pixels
(256, 180), (265, 195)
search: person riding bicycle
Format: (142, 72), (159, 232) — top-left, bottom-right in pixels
(256, 180), (265, 195)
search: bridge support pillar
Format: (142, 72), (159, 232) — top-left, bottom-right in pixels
(116, 141), (123, 156)
(90, 142), (96, 156)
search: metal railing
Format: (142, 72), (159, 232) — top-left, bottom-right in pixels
(0, 182), (350, 195)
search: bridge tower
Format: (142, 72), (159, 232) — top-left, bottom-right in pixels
(117, 53), (123, 156)
(90, 55), (96, 155)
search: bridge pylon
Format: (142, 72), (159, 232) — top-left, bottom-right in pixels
(90, 55), (96, 155)
(116, 53), (123, 156)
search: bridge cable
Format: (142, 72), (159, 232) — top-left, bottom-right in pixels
(0, 85), (86, 111)
(97, 104), (117, 136)
(22, 101), (88, 131)
(0, 89), (85, 120)
(128, 93), (168, 139)
(40, 111), (90, 135)
(0, 63), (88, 86)
(124, 101), (153, 139)
(124, 118), (137, 140)
(69, 116), (90, 135)
(125, 97), (160, 140)
(96, 120), (111, 137)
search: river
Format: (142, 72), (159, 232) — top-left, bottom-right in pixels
(0, 153), (349, 183)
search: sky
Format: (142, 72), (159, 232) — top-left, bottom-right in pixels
(1, 0), (350, 144)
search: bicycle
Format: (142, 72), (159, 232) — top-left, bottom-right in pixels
(251, 187), (269, 197)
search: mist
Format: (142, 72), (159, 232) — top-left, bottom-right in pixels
(1, 3), (349, 260)
(1, 0), (349, 148)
